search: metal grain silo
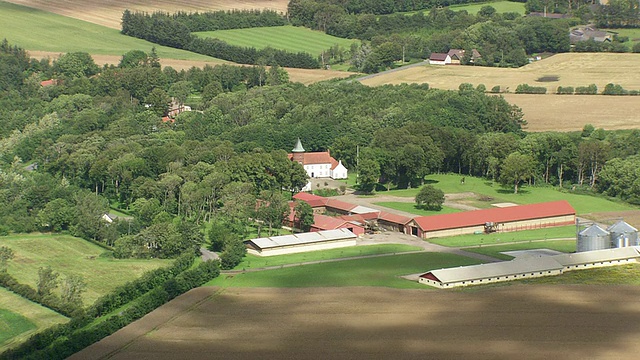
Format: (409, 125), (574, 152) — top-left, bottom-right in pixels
(607, 220), (638, 248)
(577, 224), (610, 252)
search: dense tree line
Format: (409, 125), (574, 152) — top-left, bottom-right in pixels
(121, 11), (320, 68)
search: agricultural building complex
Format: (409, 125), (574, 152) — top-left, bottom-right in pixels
(407, 201), (576, 239)
(420, 247), (640, 288)
(244, 228), (357, 256)
(310, 214), (365, 236)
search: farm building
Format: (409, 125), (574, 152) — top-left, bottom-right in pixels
(428, 53), (451, 65)
(446, 49), (481, 64)
(244, 228), (357, 256)
(292, 192), (377, 216)
(289, 138), (347, 179)
(419, 246), (640, 288)
(311, 214), (365, 236)
(408, 201), (576, 239)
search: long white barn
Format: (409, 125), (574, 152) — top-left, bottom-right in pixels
(244, 228), (357, 257)
(419, 247), (640, 288)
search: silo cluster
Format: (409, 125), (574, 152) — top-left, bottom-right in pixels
(576, 220), (639, 252)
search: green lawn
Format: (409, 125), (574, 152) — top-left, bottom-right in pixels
(0, 233), (171, 305)
(207, 252), (483, 288)
(379, 174), (636, 214)
(402, 1), (525, 15)
(463, 239), (576, 260)
(0, 309), (35, 348)
(373, 202), (461, 216)
(428, 225), (576, 247)
(194, 25), (358, 56)
(520, 263), (640, 285)
(0, 288), (67, 352)
(237, 244), (422, 270)
(0, 1), (223, 61)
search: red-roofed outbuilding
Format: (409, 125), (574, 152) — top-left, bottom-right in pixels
(407, 200), (576, 239)
(311, 214), (365, 236)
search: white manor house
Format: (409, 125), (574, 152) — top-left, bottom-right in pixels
(288, 138), (348, 180)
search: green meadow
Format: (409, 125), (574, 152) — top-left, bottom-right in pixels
(463, 239), (576, 260)
(402, 1), (526, 15)
(0, 288), (67, 352)
(207, 252), (483, 289)
(377, 173), (636, 214)
(373, 202), (461, 216)
(428, 225), (576, 247)
(194, 25), (358, 56)
(0, 233), (171, 305)
(0, 1), (222, 61)
(236, 244), (422, 270)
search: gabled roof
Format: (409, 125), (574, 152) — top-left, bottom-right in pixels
(302, 152), (333, 165)
(293, 192), (328, 208)
(429, 53), (449, 61)
(413, 201), (575, 232)
(447, 49), (464, 60)
(312, 214), (351, 230)
(377, 211), (413, 225)
(325, 198), (357, 212)
(246, 229), (356, 250)
(554, 247), (640, 266)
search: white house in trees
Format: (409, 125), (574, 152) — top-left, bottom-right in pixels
(288, 138), (348, 179)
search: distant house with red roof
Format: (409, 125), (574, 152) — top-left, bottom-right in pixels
(289, 138), (347, 179)
(407, 200), (576, 239)
(40, 79), (58, 87)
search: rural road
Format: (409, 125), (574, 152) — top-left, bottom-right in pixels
(200, 247), (219, 261)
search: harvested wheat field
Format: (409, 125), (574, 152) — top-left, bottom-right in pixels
(583, 210), (640, 229)
(70, 285), (640, 360)
(360, 53), (640, 92)
(501, 94), (640, 132)
(3, 0), (289, 29)
(28, 51), (356, 85)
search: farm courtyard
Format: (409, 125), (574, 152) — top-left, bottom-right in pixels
(71, 285), (640, 360)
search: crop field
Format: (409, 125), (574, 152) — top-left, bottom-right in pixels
(0, 288), (68, 352)
(207, 252), (482, 289)
(70, 285), (640, 360)
(380, 174), (636, 215)
(194, 26), (358, 56)
(360, 53), (640, 131)
(2, 0), (290, 29)
(0, 1), (224, 61)
(0, 234), (171, 305)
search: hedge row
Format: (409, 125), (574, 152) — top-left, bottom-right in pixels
(0, 272), (76, 317)
(515, 84), (547, 94)
(1, 255), (220, 360)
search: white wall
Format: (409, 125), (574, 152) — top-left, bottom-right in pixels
(249, 239), (357, 257)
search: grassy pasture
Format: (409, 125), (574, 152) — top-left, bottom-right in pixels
(0, 233), (171, 305)
(373, 202), (461, 216)
(380, 173), (636, 214)
(605, 28), (640, 49)
(463, 239), (576, 260)
(428, 225), (576, 247)
(403, 0), (525, 15)
(194, 25), (358, 56)
(2, 0), (290, 29)
(208, 252), (483, 288)
(236, 244), (422, 270)
(0, 288), (68, 352)
(0, 1), (223, 61)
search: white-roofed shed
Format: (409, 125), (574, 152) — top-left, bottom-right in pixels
(244, 229), (357, 256)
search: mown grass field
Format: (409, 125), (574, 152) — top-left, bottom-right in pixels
(208, 252), (483, 288)
(0, 288), (68, 352)
(236, 244), (422, 270)
(463, 239), (576, 260)
(428, 225), (576, 248)
(0, 1), (224, 61)
(0, 233), (171, 305)
(373, 202), (461, 216)
(605, 28), (640, 49)
(403, 0), (525, 15)
(380, 173), (636, 214)
(194, 25), (358, 56)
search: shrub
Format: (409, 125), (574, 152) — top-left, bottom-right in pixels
(556, 86), (574, 95)
(575, 84), (598, 95)
(490, 85), (501, 93)
(515, 84), (546, 94)
(602, 83), (627, 95)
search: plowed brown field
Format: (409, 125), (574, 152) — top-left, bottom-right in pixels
(70, 286), (640, 360)
(3, 0), (289, 29)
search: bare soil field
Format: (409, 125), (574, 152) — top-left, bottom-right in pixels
(4, 0), (290, 29)
(582, 210), (640, 229)
(71, 285), (640, 360)
(28, 51), (356, 85)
